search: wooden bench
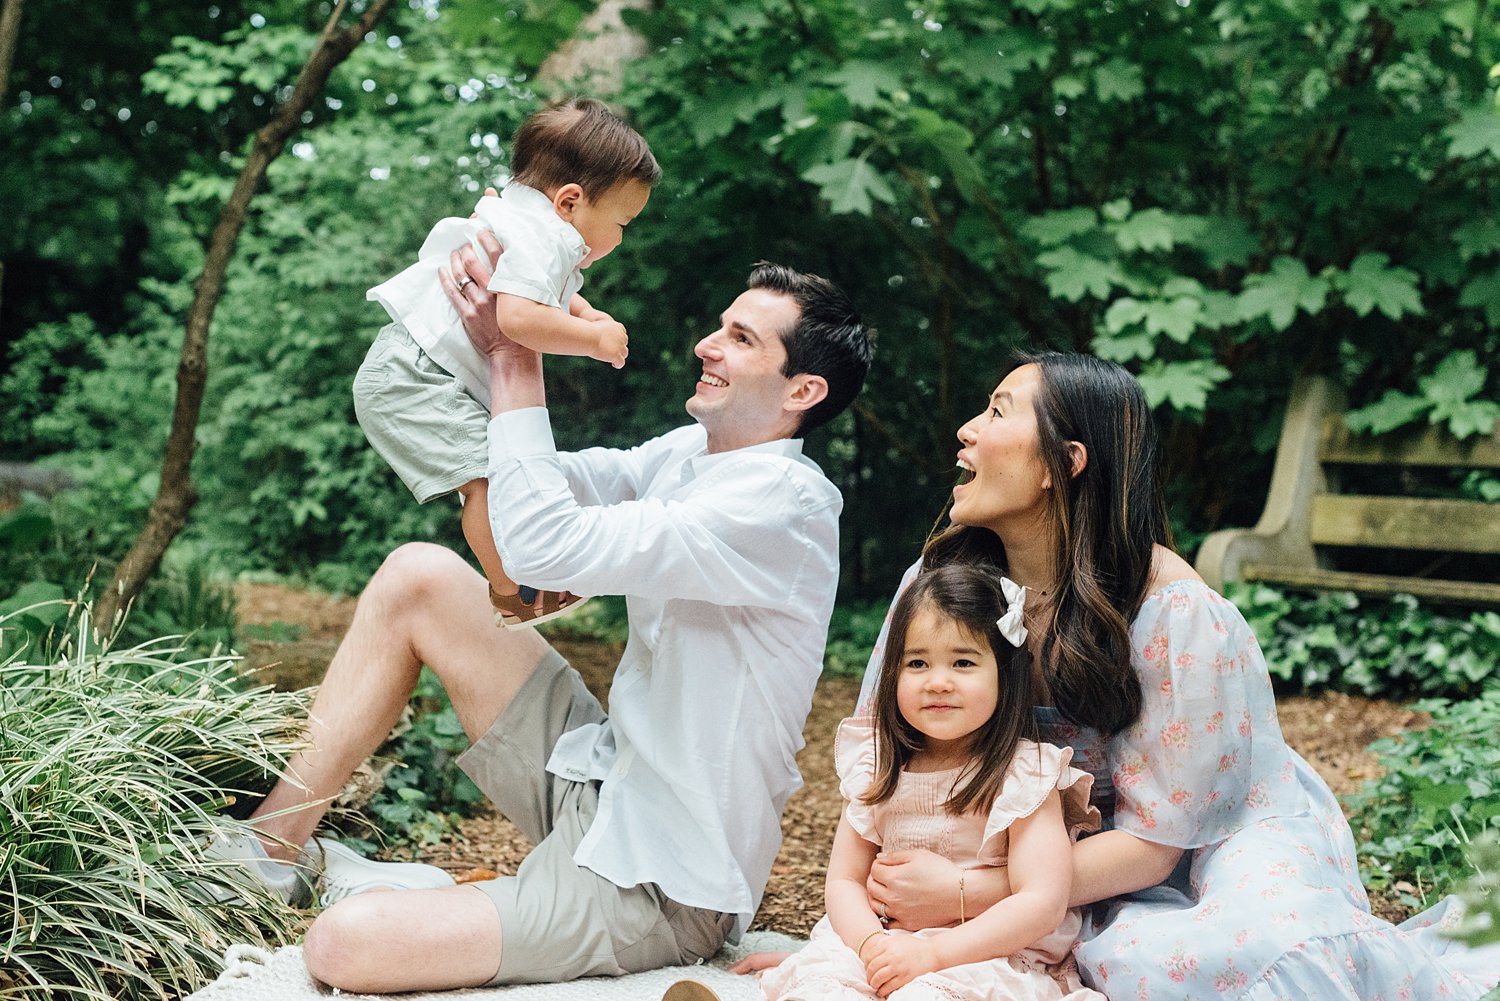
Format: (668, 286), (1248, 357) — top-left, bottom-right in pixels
(1195, 375), (1500, 607)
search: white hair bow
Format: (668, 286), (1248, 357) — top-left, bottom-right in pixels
(996, 577), (1028, 648)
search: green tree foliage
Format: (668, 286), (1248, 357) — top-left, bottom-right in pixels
(2, 0), (1497, 598)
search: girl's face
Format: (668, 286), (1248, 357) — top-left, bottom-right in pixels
(895, 605), (1000, 760)
(952, 364), (1052, 532)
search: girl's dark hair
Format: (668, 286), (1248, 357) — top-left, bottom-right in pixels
(862, 564), (1038, 816)
(923, 352), (1169, 736)
(511, 97), (660, 199)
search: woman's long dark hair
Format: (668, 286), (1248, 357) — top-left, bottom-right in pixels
(923, 352), (1169, 736)
(862, 564), (1038, 816)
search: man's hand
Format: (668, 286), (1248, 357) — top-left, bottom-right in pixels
(590, 315), (629, 369)
(442, 227), (518, 360)
(862, 933), (941, 997)
(867, 849), (964, 931)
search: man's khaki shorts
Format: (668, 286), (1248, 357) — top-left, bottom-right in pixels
(456, 648), (734, 985)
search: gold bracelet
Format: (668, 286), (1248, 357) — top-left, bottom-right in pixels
(856, 929), (884, 960)
(959, 872), (967, 925)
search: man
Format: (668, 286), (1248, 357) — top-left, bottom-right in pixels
(214, 233), (873, 993)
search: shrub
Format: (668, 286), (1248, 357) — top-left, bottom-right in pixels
(1345, 689), (1500, 910)
(1227, 582), (1500, 699)
(0, 603), (311, 1000)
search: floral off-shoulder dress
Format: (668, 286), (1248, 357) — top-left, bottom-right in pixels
(856, 570), (1500, 1000)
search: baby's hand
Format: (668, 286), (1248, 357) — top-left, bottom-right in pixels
(863, 933), (941, 998)
(591, 316), (629, 369)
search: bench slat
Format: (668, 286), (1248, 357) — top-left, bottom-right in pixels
(1321, 417), (1500, 468)
(1309, 494), (1500, 553)
(1241, 564), (1500, 607)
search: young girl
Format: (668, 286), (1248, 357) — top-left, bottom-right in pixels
(761, 564), (1103, 1001)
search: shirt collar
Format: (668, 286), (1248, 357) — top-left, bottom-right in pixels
(501, 181), (590, 264)
(680, 436), (805, 484)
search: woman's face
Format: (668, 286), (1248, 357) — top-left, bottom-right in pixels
(952, 364), (1052, 531)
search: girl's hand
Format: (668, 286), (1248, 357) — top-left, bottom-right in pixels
(862, 934), (941, 997)
(727, 951), (791, 975)
(867, 849), (964, 930)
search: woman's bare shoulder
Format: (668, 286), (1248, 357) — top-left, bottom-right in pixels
(1146, 545), (1202, 596)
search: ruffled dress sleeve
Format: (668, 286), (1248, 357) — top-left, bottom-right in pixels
(833, 717), (882, 845)
(977, 740), (1101, 865)
(854, 560), (922, 716)
(1109, 581), (1308, 848)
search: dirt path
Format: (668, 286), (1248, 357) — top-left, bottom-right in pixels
(235, 582), (1426, 932)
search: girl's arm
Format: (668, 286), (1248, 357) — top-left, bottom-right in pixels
(861, 791), (1071, 995)
(824, 810), (886, 956)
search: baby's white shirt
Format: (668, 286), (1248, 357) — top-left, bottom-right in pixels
(366, 183), (588, 404)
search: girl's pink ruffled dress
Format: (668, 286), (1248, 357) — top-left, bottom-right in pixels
(760, 718), (1106, 1001)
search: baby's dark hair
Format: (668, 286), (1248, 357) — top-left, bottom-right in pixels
(510, 97), (660, 200)
(862, 564), (1039, 815)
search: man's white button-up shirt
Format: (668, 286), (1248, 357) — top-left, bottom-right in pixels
(487, 407), (841, 935)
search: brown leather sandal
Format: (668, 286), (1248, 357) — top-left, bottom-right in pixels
(489, 584), (590, 630)
(661, 982), (723, 1001)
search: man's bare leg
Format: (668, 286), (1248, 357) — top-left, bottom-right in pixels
(303, 884), (505, 990)
(248, 541), (549, 861)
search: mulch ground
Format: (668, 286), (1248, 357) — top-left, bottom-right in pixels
(235, 582), (1429, 932)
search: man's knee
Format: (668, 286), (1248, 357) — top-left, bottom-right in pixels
(372, 542), (473, 607)
(302, 896), (379, 990)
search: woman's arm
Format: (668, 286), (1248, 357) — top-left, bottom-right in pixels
(1070, 829), (1182, 906)
(824, 811), (886, 956)
(868, 824), (1183, 926)
(862, 792), (1072, 996)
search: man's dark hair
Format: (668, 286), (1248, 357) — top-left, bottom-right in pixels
(747, 262), (875, 436)
(511, 97), (660, 199)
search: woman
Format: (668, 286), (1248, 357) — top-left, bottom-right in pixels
(738, 353), (1496, 999)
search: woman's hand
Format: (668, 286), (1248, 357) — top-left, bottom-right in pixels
(867, 850), (961, 930)
(727, 951), (791, 975)
(862, 933), (940, 997)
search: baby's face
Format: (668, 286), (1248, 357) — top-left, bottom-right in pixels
(566, 179), (651, 267)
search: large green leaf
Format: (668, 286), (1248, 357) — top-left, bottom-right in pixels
(1334, 252), (1425, 320)
(1459, 269), (1500, 325)
(1094, 58), (1145, 102)
(827, 60), (905, 109)
(801, 158), (897, 216)
(1137, 359), (1231, 412)
(1445, 105), (1500, 160)
(1237, 257), (1330, 331)
(1035, 247), (1125, 301)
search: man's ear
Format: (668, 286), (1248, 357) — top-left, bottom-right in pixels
(1067, 440), (1089, 478)
(785, 373), (829, 415)
(552, 183), (585, 220)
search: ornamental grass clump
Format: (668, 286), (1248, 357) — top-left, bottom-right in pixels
(0, 602), (312, 1001)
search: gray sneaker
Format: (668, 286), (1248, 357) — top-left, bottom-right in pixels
(195, 829), (312, 906)
(304, 836), (455, 906)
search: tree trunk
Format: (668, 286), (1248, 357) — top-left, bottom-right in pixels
(536, 0), (649, 89)
(92, 0), (396, 638)
(0, 0), (22, 109)
(0, 0), (25, 323)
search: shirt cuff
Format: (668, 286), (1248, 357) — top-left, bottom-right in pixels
(488, 407), (557, 461)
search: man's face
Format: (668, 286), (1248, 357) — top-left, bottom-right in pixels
(686, 288), (802, 454)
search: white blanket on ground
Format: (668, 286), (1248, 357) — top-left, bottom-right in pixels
(187, 932), (805, 1000)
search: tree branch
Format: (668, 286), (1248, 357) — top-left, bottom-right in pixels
(92, 0), (398, 636)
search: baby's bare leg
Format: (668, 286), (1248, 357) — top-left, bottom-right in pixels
(458, 478), (518, 596)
